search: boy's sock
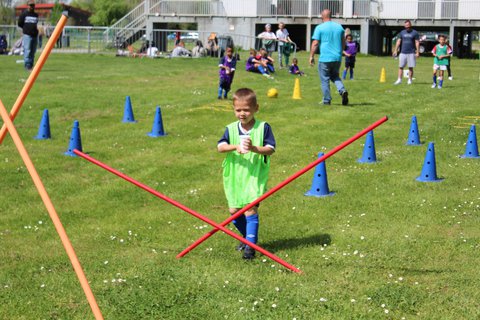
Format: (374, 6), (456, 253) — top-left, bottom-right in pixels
(432, 75), (437, 84)
(350, 69), (354, 79)
(218, 87), (223, 98)
(342, 69), (347, 79)
(439, 78), (443, 88)
(245, 214), (259, 245)
(232, 214), (246, 237)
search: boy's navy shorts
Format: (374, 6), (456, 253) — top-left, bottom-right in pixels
(345, 56), (356, 68)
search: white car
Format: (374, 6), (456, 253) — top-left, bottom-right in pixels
(181, 32), (199, 42)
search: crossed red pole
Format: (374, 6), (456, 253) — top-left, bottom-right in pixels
(177, 116), (389, 258)
(73, 149), (302, 273)
(75, 116), (387, 273)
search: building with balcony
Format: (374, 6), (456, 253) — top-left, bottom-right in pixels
(111, 0), (480, 57)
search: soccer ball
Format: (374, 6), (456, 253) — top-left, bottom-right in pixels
(267, 88), (278, 98)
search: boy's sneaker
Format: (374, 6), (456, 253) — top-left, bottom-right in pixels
(431, 83), (436, 88)
(341, 91), (349, 106)
(242, 246), (256, 260)
(438, 85), (442, 89)
(448, 76), (453, 80)
(394, 79), (402, 85)
(407, 79), (412, 85)
(235, 242), (246, 251)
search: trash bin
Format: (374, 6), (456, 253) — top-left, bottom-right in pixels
(217, 36), (234, 57)
(62, 35), (70, 48)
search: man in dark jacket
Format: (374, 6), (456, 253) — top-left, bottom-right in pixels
(18, 0), (38, 71)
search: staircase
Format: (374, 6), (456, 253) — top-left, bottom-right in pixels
(105, 0), (225, 48)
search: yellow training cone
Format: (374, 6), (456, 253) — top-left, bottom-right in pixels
(292, 78), (302, 99)
(379, 67), (386, 83)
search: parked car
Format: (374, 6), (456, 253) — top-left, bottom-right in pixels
(167, 33), (176, 40)
(181, 32), (199, 42)
(419, 34), (438, 56)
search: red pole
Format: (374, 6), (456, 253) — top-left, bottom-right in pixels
(177, 116), (389, 258)
(73, 150), (301, 273)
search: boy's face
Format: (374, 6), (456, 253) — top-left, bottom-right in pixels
(346, 36), (352, 42)
(226, 48), (233, 57)
(438, 36), (446, 45)
(233, 99), (258, 125)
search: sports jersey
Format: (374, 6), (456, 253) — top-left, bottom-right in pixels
(219, 121), (275, 208)
(432, 44), (452, 66)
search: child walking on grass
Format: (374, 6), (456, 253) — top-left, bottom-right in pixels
(217, 88), (276, 259)
(431, 34), (452, 89)
(218, 46), (237, 99)
(342, 34), (359, 80)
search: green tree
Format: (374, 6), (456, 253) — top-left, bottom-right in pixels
(89, 0), (130, 26)
(50, 0), (63, 24)
(70, 0), (94, 12)
(0, 0), (14, 24)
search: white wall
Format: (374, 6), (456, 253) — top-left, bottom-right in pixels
(222, 0), (257, 17)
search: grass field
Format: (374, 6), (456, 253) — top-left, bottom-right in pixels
(0, 52), (479, 319)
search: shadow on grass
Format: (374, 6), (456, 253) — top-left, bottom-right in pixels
(262, 233), (332, 252)
(346, 102), (376, 107)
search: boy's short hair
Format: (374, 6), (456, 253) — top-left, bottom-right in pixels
(346, 34), (353, 39)
(249, 49), (256, 55)
(438, 34), (446, 39)
(233, 88), (257, 107)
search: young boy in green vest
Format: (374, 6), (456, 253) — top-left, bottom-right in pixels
(217, 88), (276, 259)
(431, 34), (452, 89)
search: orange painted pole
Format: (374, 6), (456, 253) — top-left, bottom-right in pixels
(0, 100), (104, 320)
(0, 13), (68, 145)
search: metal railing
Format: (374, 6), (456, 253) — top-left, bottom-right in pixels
(150, 0), (225, 16)
(103, 0), (480, 43)
(377, 0), (478, 20)
(0, 25), (264, 55)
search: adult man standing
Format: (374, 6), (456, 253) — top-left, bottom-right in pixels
(309, 9), (348, 106)
(18, 0), (38, 71)
(393, 20), (420, 85)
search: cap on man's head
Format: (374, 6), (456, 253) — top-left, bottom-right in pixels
(27, 0), (35, 5)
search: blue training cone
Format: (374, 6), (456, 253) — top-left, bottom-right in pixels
(305, 152), (335, 197)
(34, 109), (51, 140)
(416, 142), (443, 182)
(122, 96), (137, 123)
(64, 120), (82, 157)
(358, 130), (377, 163)
(460, 125), (480, 158)
(406, 115), (422, 146)
(147, 106), (166, 137)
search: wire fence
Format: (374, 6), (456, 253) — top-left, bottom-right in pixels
(1, 25), (297, 60)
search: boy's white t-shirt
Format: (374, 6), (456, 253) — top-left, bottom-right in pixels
(276, 29), (289, 46)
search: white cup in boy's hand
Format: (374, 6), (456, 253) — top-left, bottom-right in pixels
(239, 135), (251, 154)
